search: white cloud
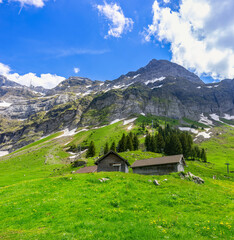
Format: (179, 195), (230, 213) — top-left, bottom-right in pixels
(74, 67), (80, 74)
(163, 0), (170, 3)
(0, 62), (65, 89)
(144, 0), (234, 80)
(10, 0), (46, 7)
(96, 1), (134, 38)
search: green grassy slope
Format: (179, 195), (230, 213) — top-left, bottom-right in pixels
(200, 126), (234, 172)
(0, 116), (233, 239)
(0, 172), (233, 240)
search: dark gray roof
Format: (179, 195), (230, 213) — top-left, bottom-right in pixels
(75, 165), (97, 173)
(95, 150), (130, 166)
(131, 155), (184, 168)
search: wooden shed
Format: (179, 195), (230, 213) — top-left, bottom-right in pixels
(95, 150), (130, 173)
(131, 155), (186, 175)
(74, 165), (97, 174)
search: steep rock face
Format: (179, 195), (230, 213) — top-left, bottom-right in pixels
(79, 78), (234, 126)
(0, 97), (93, 152)
(0, 93), (80, 119)
(111, 59), (204, 86)
(0, 59), (234, 153)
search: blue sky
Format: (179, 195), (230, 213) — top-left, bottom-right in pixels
(0, 0), (233, 88)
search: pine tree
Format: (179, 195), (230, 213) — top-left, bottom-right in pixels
(133, 134), (139, 150)
(104, 142), (109, 154)
(165, 134), (182, 155)
(86, 141), (96, 158)
(194, 146), (201, 160)
(164, 136), (172, 155)
(150, 135), (157, 152)
(126, 135), (134, 151)
(145, 133), (151, 151)
(156, 133), (165, 153)
(110, 141), (116, 152)
(201, 148), (207, 162)
(118, 133), (126, 152)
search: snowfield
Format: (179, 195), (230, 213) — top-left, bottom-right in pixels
(123, 118), (137, 125)
(199, 113), (214, 126)
(0, 101), (12, 108)
(145, 77), (165, 85)
(0, 151), (9, 157)
(179, 127), (198, 134)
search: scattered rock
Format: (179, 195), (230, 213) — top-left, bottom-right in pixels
(148, 180), (152, 182)
(153, 180), (160, 186)
(180, 172), (204, 184)
(213, 175), (216, 179)
(99, 178), (110, 182)
(163, 179), (168, 181)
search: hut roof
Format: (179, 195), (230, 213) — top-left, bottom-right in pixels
(95, 150), (130, 166)
(75, 165), (97, 174)
(131, 155), (185, 168)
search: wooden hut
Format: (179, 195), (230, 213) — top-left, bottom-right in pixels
(95, 150), (130, 173)
(131, 155), (186, 175)
(74, 165), (97, 174)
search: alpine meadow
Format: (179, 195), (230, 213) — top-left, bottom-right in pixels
(0, 0), (233, 239)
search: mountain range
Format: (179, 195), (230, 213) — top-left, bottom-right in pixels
(0, 59), (234, 152)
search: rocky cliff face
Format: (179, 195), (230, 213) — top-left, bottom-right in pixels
(0, 59), (233, 152)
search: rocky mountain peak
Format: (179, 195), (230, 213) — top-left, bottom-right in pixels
(0, 75), (21, 87)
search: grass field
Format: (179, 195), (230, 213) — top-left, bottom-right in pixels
(0, 117), (233, 239)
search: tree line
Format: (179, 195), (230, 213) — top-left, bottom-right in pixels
(144, 124), (207, 162)
(84, 123), (207, 162)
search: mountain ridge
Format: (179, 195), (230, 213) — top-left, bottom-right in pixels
(0, 59), (234, 153)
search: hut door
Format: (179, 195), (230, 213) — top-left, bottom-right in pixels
(113, 163), (121, 172)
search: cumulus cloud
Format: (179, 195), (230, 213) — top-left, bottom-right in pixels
(0, 62), (65, 89)
(144, 0), (234, 80)
(74, 67), (80, 74)
(10, 0), (46, 7)
(96, 1), (134, 38)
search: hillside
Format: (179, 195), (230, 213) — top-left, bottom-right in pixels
(0, 115), (233, 239)
(1, 59), (234, 153)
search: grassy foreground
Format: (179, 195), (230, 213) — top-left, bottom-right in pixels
(0, 172), (233, 240)
(0, 118), (233, 239)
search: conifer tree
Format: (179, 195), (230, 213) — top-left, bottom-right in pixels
(118, 133), (126, 152)
(133, 134), (139, 150)
(156, 133), (165, 153)
(164, 136), (172, 155)
(150, 135), (157, 152)
(201, 148), (207, 162)
(145, 133), (151, 151)
(194, 146), (201, 160)
(165, 134), (182, 155)
(104, 142), (109, 154)
(110, 141), (116, 152)
(86, 141), (96, 158)
(126, 135), (134, 151)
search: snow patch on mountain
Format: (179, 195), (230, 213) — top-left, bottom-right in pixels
(179, 127), (198, 134)
(145, 77), (165, 85)
(0, 101), (12, 107)
(110, 118), (125, 125)
(132, 74), (141, 79)
(123, 118), (137, 125)
(0, 151), (9, 157)
(223, 114), (234, 120)
(196, 131), (211, 139)
(152, 84), (163, 89)
(199, 113), (214, 126)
